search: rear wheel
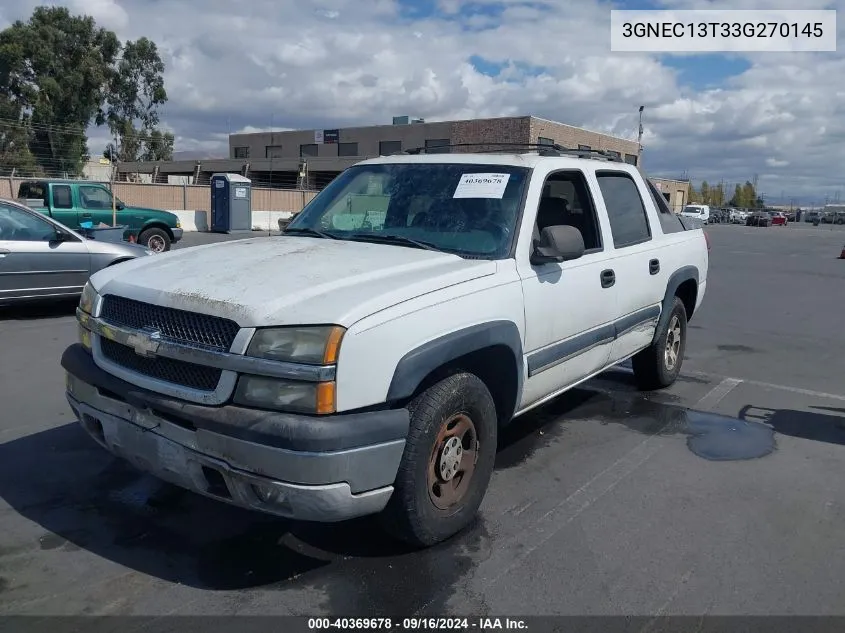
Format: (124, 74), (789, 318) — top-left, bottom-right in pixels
(138, 228), (171, 252)
(632, 296), (688, 390)
(380, 372), (497, 547)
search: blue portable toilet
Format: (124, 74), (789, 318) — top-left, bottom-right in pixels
(210, 173), (252, 233)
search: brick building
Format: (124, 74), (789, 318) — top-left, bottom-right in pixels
(118, 115), (641, 189)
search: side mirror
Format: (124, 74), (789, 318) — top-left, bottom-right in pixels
(531, 225), (585, 265)
(116, 202), (125, 210)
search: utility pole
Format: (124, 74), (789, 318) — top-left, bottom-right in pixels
(637, 105), (644, 167)
(111, 132), (119, 227)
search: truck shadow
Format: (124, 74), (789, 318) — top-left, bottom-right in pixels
(0, 386), (607, 607)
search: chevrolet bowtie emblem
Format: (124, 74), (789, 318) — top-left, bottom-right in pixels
(130, 327), (162, 357)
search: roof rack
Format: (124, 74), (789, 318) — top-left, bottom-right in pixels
(400, 142), (624, 162)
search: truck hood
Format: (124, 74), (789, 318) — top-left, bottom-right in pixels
(90, 236), (497, 327)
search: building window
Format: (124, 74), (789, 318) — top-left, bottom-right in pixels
(233, 146), (250, 159)
(265, 145), (283, 159)
(578, 144), (591, 151)
(624, 153), (638, 165)
(379, 140), (402, 155)
(538, 136), (554, 146)
(338, 142), (358, 157)
(424, 138), (450, 154)
(300, 144), (318, 157)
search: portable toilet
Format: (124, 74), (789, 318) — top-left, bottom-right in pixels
(210, 173), (252, 233)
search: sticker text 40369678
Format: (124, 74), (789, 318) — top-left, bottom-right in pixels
(453, 173), (511, 199)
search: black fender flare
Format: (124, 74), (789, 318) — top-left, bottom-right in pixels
(653, 265), (699, 344)
(386, 320), (524, 417)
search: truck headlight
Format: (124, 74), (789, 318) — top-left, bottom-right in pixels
(79, 281), (100, 315)
(234, 376), (336, 414)
(246, 326), (345, 365)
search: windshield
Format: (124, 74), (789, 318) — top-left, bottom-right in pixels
(683, 207), (702, 214)
(286, 163), (530, 258)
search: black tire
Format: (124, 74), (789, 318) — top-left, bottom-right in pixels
(379, 372), (497, 547)
(631, 296), (688, 391)
(138, 227), (172, 252)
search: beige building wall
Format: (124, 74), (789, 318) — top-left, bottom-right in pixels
(528, 117), (640, 164)
(650, 178), (690, 213)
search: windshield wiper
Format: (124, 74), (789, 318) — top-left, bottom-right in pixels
(347, 232), (441, 252)
(283, 226), (340, 239)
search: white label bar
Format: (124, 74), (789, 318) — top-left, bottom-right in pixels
(610, 9), (836, 52)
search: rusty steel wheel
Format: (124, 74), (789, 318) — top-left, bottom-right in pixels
(427, 413), (478, 511)
(379, 371), (498, 547)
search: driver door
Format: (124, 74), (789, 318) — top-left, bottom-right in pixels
(0, 203), (90, 301)
(78, 183), (119, 226)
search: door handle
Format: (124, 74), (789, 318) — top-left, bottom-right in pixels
(649, 258), (660, 275)
(600, 269), (615, 288)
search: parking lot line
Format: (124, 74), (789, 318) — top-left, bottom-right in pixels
(738, 378), (845, 402)
(693, 377), (743, 410)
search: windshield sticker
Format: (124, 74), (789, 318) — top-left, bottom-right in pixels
(453, 173), (510, 199)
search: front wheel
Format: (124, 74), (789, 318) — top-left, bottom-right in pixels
(631, 296), (688, 390)
(380, 372), (497, 547)
(138, 228), (172, 252)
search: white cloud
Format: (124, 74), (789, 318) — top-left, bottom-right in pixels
(2, 0), (845, 201)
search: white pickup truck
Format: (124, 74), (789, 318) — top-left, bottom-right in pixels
(64, 147), (708, 547)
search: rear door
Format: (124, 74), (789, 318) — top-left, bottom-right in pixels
(589, 169), (665, 364)
(0, 203), (90, 301)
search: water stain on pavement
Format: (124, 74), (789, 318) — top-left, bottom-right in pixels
(717, 344), (758, 353)
(580, 391), (776, 461)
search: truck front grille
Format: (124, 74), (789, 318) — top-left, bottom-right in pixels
(101, 295), (239, 351)
(101, 338), (222, 392)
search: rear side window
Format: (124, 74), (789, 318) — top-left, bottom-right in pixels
(596, 172), (651, 248)
(52, 185), (73, 209)
(646, 179), (685, 234)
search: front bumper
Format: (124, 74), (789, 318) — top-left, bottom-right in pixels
(61, 343), (409, 522)
(171, 228), (184, 242)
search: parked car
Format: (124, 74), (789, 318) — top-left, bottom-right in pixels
(680, 204), (711, 224)
(17, 180), (183, 252)
(770, 212), (788, 226)
(0, 198), (153, 305)
(747, 211), (772, 227)
(805, 211), (821, 223)
(64, 147), (709, 547)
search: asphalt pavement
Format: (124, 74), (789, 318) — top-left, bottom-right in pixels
(1, 222), (845, 620)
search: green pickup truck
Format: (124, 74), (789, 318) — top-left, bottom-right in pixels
(16, 180), (183, 252)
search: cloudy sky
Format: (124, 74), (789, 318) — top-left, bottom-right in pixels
(2, 0), (843, 204)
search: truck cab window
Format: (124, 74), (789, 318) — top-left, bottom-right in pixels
(534, 171), (602, 251)
(52, 185), (73, 209)
(596, 172), (651, 248)
(79, 186), (113, 210)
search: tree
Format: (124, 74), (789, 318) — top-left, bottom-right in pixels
(99, 37), (168, 162)
(730, 184), (743, 207)
(0, 7), (119, 175)
(0, 96), (38, 174)
(700, 181), (710, 205)
(141, 129), (174, 161)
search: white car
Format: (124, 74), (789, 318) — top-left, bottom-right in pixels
(64, 147), (709, 547)
(680, 204), (710, 224)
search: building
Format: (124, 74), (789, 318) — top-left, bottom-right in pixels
(650, 177), (690, 213)
(117, 115), (641, 189)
